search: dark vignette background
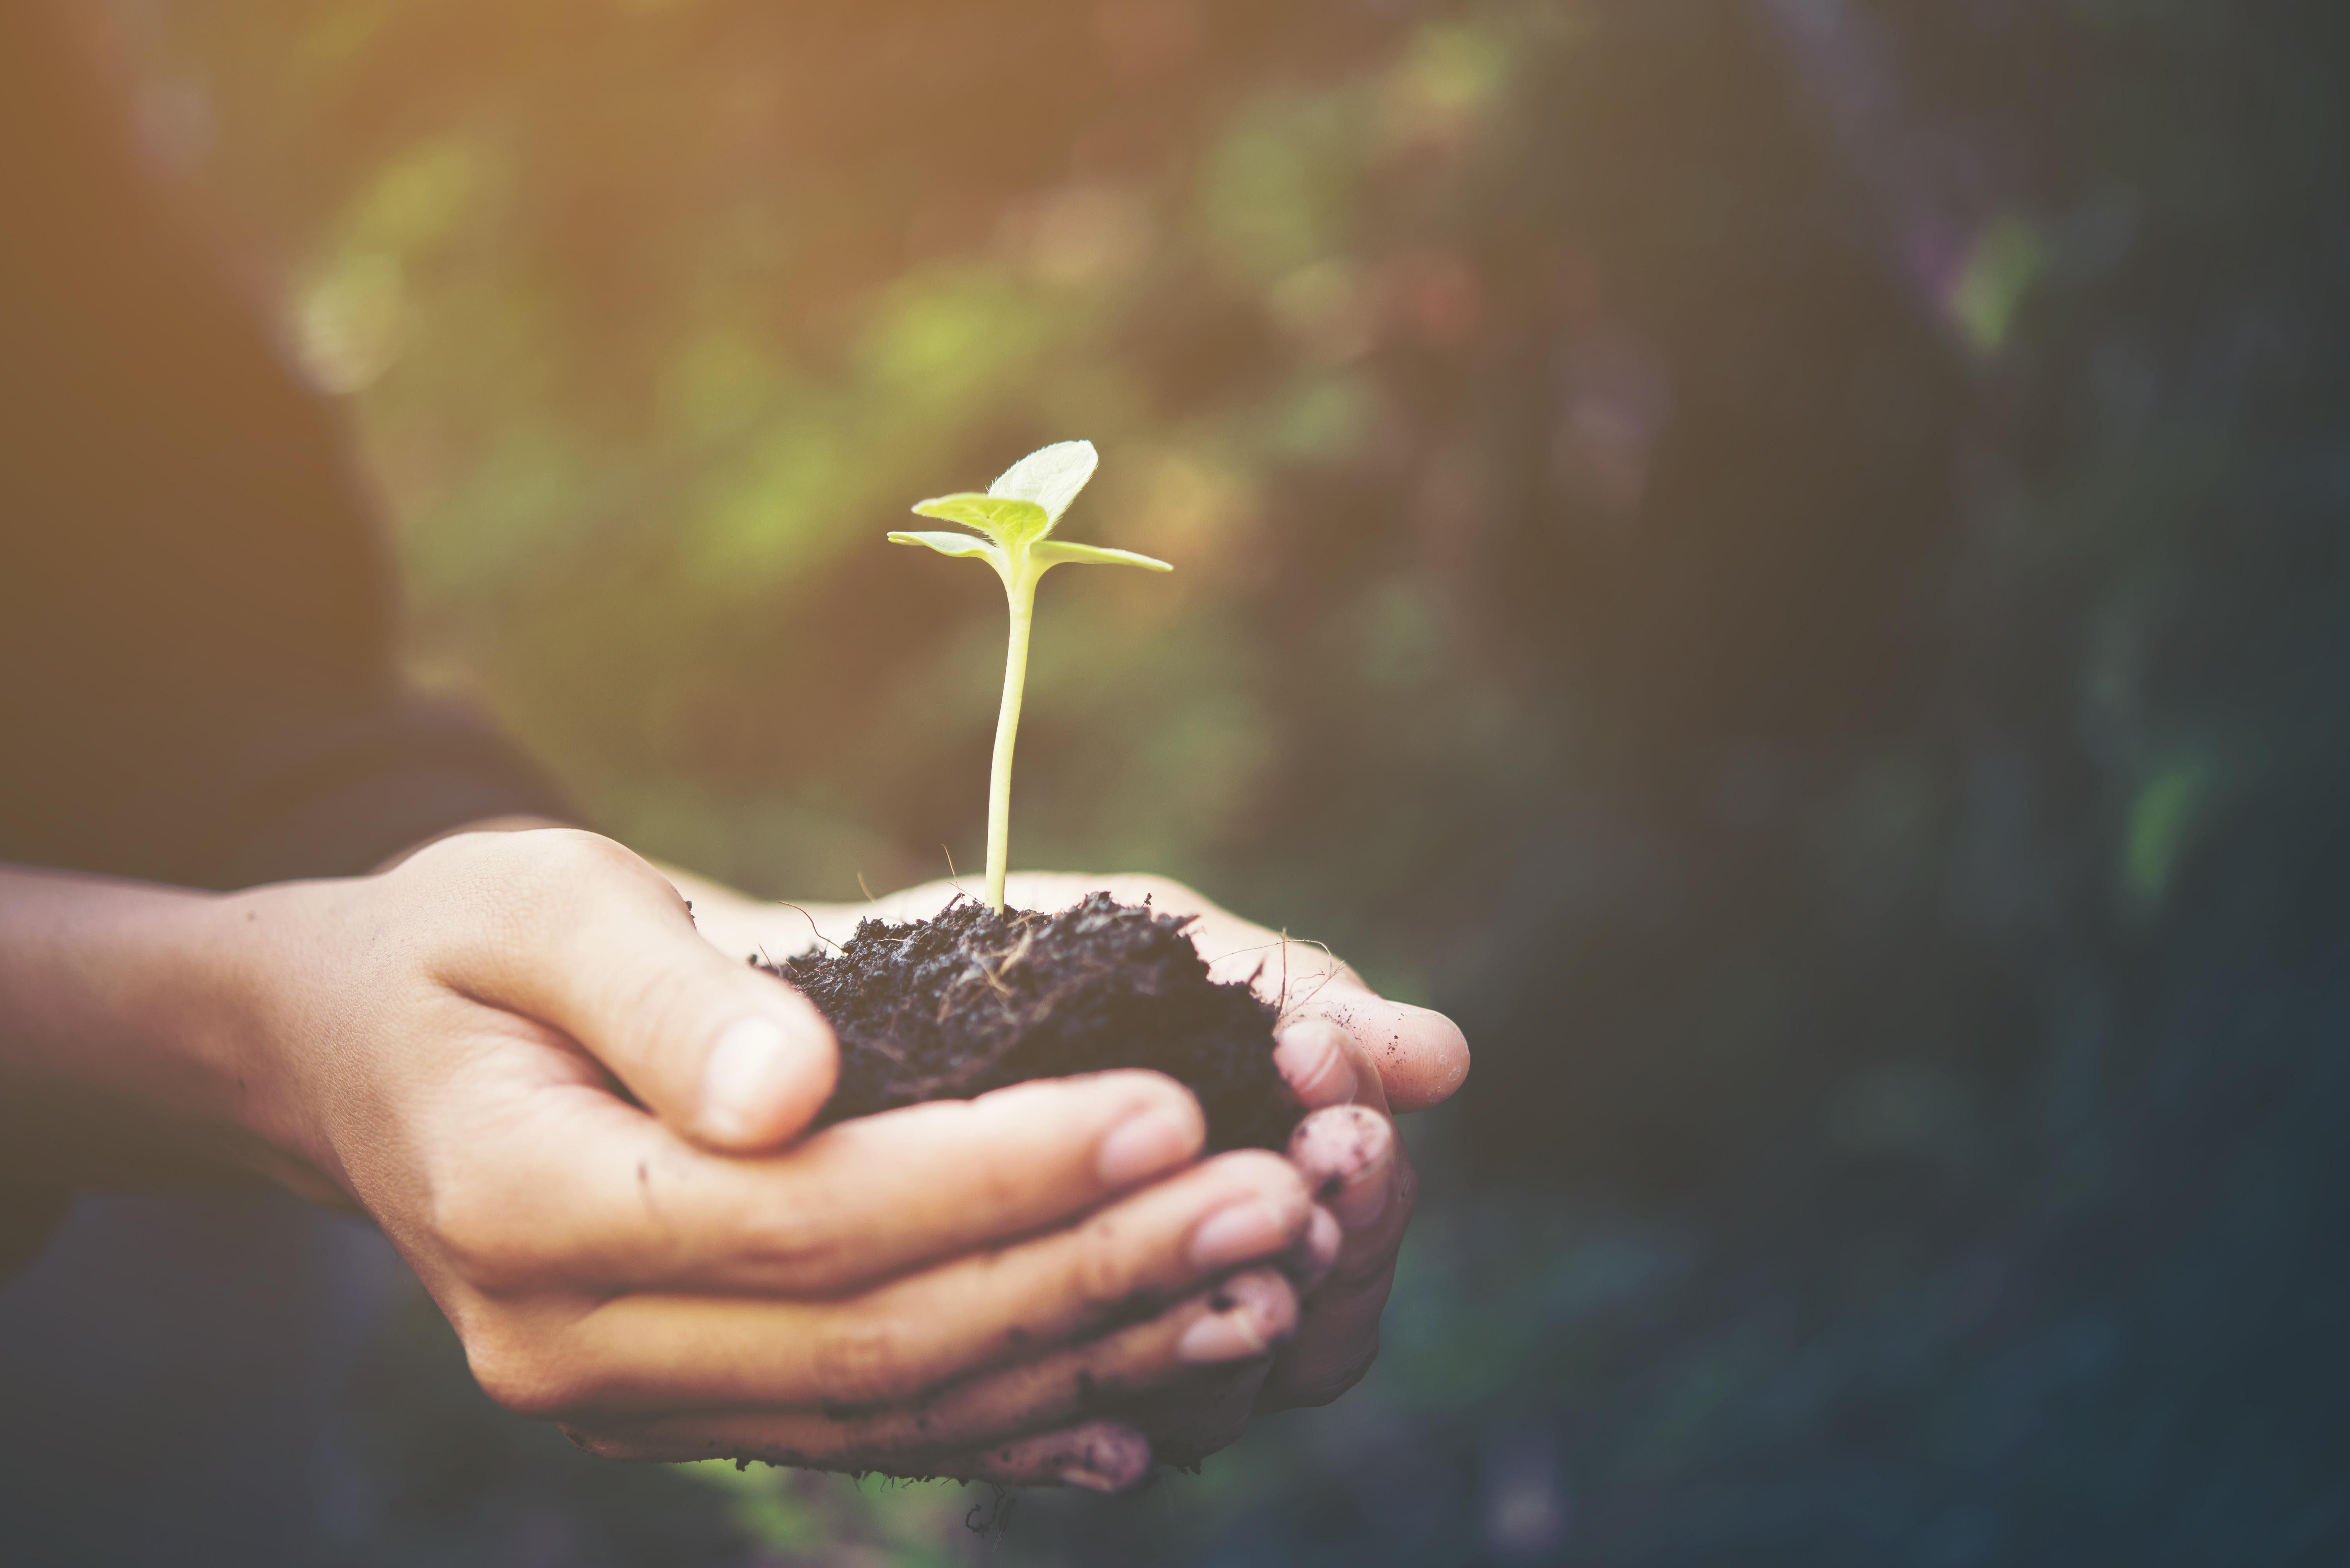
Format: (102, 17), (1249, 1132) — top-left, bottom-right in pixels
(29, 0), (2350, 1562)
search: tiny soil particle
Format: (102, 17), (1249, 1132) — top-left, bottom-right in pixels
(761, 892), (1299, 1152)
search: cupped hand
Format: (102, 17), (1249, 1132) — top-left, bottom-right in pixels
(745, 871), (1470, 1114)
(232, 830), (1329, 1488)
(685, 869), (1464, 1465)
(1113, 1021), (1420, 1463)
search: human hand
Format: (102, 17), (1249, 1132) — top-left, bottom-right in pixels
(682, 869), (1464, 1462)
(212, 831), (1332, 1486)
(714, 870), (1469, 1114)
(999, 875), (1450, 1445)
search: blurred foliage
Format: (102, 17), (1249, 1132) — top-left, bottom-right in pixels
(103, 0), (2350, 1562)
(109, 0), (1562, 999)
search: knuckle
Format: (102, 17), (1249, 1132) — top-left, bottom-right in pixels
(427, 1170), (536, 1289)
(465, 1326), (581, 1419)
(508, 830), (654, 916)
(809, 1314), (915, 1405)
(533, 826), (636, 875)
(734, 1197), (848, 1286)
(1071, 1213), (1137, 1308)
(964, 1151), (1028, 1220)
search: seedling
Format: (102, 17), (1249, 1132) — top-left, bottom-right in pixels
(889, 440), (1170, 911)
(758, 441), (1289, 1162)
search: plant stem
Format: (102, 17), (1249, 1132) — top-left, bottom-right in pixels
(986, 565), (1037, 912)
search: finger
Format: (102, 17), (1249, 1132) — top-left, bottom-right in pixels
(1260, 1257), (1397, 1410)
(1260, 1154), (1418, 1410)
(1275, 1020), (1390, 1114)
(1257, 1107), (1414, 1411)
(1128, 1359), (1273, 1469)
(1272, 983), (1467, 1115)
(905, 871), (1471, 1110)
(428, 829), (839, 1150)
(532, 1154), (1311, 1411)
(940, 1420), (1153, 1492)
(429, 1067), (1208, 1296)
(1262, 1288), (1391, 1410)
(1288, 1104), (1397, 1232)
(566, 1270), (1300, 1465)
(1289, 1205), (1343, 1295)
(1086, 877), (1468, 1114)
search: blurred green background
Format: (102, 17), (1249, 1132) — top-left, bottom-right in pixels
(119, 0), (1560, 986)
(98, 0), (2350, 1562)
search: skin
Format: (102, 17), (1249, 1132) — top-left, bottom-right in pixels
(0, 833), (1467, 1490)
(680, 870), (1460, 1453)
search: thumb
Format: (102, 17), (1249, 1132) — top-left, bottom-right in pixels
(1273, 1019), (1390, 1115)
(440, 830), (839, 1151)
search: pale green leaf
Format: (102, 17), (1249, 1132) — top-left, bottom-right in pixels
(910, 491), (1050, 544)
(987, 439), (1098, 528)
(887, 529), (1006, 567)
(1031, 540), (1173, 572)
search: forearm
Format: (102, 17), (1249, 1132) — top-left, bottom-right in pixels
(0, 866), (324, 1198)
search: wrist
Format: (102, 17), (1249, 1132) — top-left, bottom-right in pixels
(198, 879), (355, 1203)
(0, 867), (343, 1203)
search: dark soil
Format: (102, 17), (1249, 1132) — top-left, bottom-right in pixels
(756, 892), (1298, 1152)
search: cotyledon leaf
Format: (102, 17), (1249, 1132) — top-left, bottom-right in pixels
(1030, 540), (1172, 572)
(886, 529), (1008, 570)
(986, 439), (1098, 527)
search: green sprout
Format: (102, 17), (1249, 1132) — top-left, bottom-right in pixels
(889, 440), (1171, 912)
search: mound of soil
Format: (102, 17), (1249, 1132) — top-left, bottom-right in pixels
(757, 892), (1298, 1152)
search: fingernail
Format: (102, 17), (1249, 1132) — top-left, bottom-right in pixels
(1276, 1021), (1351, 1106)
(1095, 1103), (1199, 1187)
(1189, 1199), (1291, 1271)
(700, 1016), (794, 1143)
(1175, 1300), (1269, 1364)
